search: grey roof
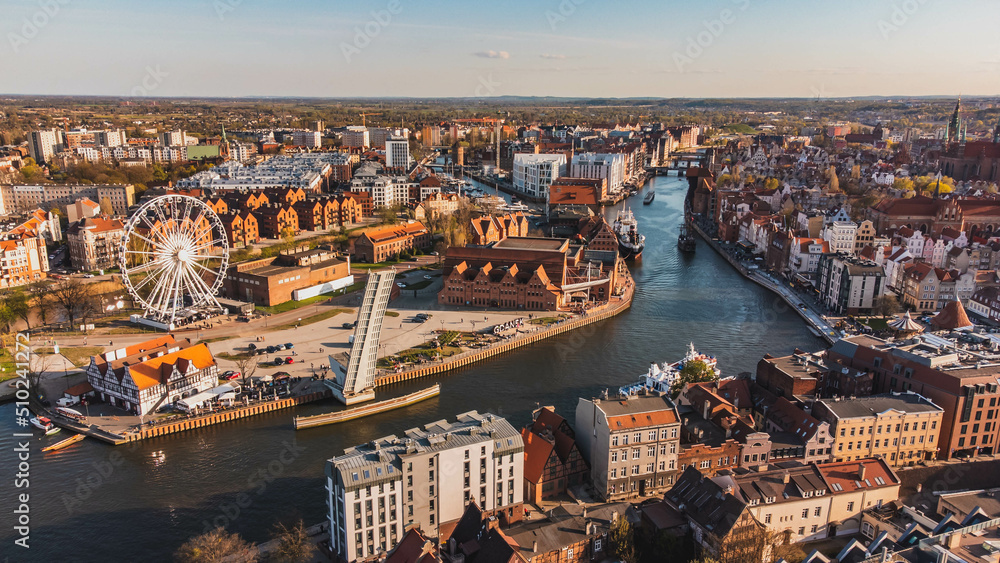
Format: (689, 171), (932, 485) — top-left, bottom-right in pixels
(937, 488), (1000, 520)
(593, 393), (678, 419)
(506, 501), (630, 556)
(819, 393), (943, 420)
(326, 411), (522, 490)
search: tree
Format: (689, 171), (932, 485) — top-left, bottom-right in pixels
(99, 196), (114, 216)
(873, 294), (901, 319)
(377, 205), (399, 225)
(763, 177), (780, 191)
(609, 517), (638, 563)
(711, 521), (784, 563)
(266, 520), (316, 563)
(29, 281), (54, 326)
(6, 292), (31, 330)
(51, 278), (99, 329)
(174, 527), (257, 563)
(26, 351), (56, 399)
(670, 359), (718, 398)
(233, 353), (259, 389)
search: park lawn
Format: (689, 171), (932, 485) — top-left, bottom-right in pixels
(384, 311), (400, 317)
(33, 346), (104, 367)
(263, 308), (351, 333)
(351, 260), (401, 269)
(403, 280), (433, 290)
(258, 293), (336, 314)
(860, 318), (889, 330)
(0, 349), (17, 382)
(529, 316), (565, 326)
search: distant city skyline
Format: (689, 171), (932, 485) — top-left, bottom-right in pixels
(1, 0), (998, 99)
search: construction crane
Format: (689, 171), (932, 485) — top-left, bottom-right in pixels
(359, 111), (382, 127)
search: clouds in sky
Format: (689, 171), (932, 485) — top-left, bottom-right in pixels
(540, 54), (567, 60)
(474, 50), (510, 59)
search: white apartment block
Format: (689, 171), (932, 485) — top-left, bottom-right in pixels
(292, 130), (322, 148)
(571, 152), (626, 193)
(1, 184), (135, 216)
(177, 154), (337, 192)
(512, 153), (566, 199)
(350, 176), (414, 208)
(229, 143), (256, 163)
(28, 129), (62, 163)
(160, 130), (186, 146)
(823, 221), (859, 255)
(385, 137), (411, 169)
(326, 411), (524, 561)
(342, 126), (370, 148)
(94, 130), (127, 147)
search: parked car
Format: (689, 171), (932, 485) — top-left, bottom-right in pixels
(285, 357), (294, 364)
(274, 357), (285, 366)
(342, 322), (356, 329)
(275, 344), (286, 351)
(423, 275), (432, 280)
(396, 282), (406, 288)
(415, 313), (429, 320)
(284, 343), (294, 349)
(222, 371), (241, 380)
(248, 343), (257, 351)
(56, 396), (80, 407)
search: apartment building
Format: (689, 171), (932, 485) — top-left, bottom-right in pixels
(822, 221), (858, 254)
(817, 253), (886, 315)
(28, 129), (62, 163)
(0, 233), (49, 289)
(325, 411), (524, 561)
(570, 153), (626, 193)
(353, 222), (430, 263)
(729, 458), (900, 542)
(900, 262), (970, 313)
(813, 393), (944, 466)
(67, 217), (126, 271)
(575, 393), (681, 501)
(512, 153), (566, 199)
(1, 184), (135, 216)
(160, 130), (185, 146)
(291, 130), (322, 148)
(385, 137), (411, 170)
(829, 335), (1000, 460)
(342, 126), (370, 148)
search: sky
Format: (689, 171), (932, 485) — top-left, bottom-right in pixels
(1, 0), (998, 99)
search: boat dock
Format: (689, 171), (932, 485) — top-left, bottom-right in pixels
(293, 384), (441, 430)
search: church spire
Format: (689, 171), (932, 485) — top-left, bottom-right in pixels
(948, 97), (962, 146)
(994, 118), (1000, 144)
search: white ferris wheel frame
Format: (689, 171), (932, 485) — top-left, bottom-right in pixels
(120, 194), (230, 325)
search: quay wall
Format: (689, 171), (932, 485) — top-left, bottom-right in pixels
(374, 282), (634, 387)
(687, 220), (835, 344)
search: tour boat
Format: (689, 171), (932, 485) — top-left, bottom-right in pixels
(678, 223), (696, 253)
(56, 407), (86, 421)
(643, 190), (655, 205)
(31, 416), (54, 431)
(619, 343), (720, 396)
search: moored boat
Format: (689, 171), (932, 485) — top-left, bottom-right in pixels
(55, 406), (86, 421)
(42, 433), (84, 452)
(619, 343), (720, 396)
(643, 190), (655, 205)
(613, 208), (645, 260)
(31, 416), (54, 431)
(678, 223), (696, 252)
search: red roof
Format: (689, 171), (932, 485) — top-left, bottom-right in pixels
(817, 458), (899, 493)
(932, 298), (973, 330)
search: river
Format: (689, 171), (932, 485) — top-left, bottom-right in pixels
(0, 174), (824, 562)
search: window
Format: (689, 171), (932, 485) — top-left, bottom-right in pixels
(634, 432), (641, 443)
(814, 507), (822, 517)
(802, 509), (809, 519)
(648, 430), (657, 441)
(765, 514), (772, 524)
(612, 435), (618, 446)
(611, 451), (618, 463)
(700, 460), (711, 469)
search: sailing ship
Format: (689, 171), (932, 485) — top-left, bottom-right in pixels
(613, 208), (645, 260)
(678, 222), (696, 252)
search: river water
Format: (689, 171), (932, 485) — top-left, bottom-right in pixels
(0, 174), (824, 562)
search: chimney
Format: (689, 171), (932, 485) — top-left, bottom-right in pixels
(782, 472), (790, 484)
(611, 510), (619, 523)
(858, 463), (866, 481)
(582, 507), (588, 519)
(449, 537), (457, 556)
(532, 540), (538, 552)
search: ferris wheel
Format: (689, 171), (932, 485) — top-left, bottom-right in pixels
(120, 194), (230, 325)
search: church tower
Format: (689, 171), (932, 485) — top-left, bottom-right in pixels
(947, 98), (962, 146)
(993, 118), (1000, 144)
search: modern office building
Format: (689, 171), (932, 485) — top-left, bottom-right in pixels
(385, 136), (411, 169)
(512, 153), (566, 200)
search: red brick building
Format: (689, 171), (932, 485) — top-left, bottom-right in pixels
(266, 187), (306, 205)
(470, 212), (529, 246)
(548, 177), (607, 211)
(521, 407), (589, 503)
(256, 204), (299, 239)
(439, 237), (617, 311)
(339, 191), (372, 217)
(222, 246), (351, 306)
(353, 221), (430, 263)
(293, 200), (325, 231)
(218, 210), (259, 248)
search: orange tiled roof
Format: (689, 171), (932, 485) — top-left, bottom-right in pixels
(126, 343), (216, 391)
(607, 409), (678, 430)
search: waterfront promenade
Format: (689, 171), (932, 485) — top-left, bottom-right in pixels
(688, 219), (838, 343)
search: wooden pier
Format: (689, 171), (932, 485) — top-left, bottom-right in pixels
(294, 384), (441, 430)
